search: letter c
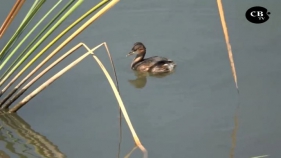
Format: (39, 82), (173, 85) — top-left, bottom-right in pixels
(250, 11), (256, 17)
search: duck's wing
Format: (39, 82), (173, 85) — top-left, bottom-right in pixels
(134, 56), (173, 71)
(145, 56), (169, 62)
(140, 56), (171, 66)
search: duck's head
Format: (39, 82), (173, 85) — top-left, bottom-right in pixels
(126, 42), (146, 57)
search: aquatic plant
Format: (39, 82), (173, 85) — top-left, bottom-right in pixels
(0, 0), (147, 157)
(217, 1), (242, 158)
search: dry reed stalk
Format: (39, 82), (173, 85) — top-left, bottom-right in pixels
(0, 44), (118, 108)
(8, 43), (147, 158)
(1, 43), (103, 108)
(92, 55), (148, 158)
(0, 0), (25, 38)
(0, 0), (117, 97)
(8, 45), (97, 112)
(0, 0), (75, 83)
(217, 1), (240, 158)
(124, 146), (138, 158)
(0, 0), (80, 82)
(217, 0), (238, 91)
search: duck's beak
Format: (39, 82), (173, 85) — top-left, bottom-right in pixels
(126, 51), (136, 57)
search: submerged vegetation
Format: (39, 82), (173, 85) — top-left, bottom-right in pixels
(0, 0), (147, 157)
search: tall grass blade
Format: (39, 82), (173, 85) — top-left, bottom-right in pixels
(9, 43), (148, 158)
(0, 0), (84, 86)
(92, 54), (148, 158)
(1, 43), (116, 111)
(0, 0), (37, 62)
(0, 0), (109, 97)
(1, 43), (98, 108)
(217, 1), (240, 158)
(0, 0), (46, 61)
(0, 0), (63, 78)
(0, 0), (76, 85)
(0, 0), (26, 39)
(8, 45), (96, 112)
(20, 0), (39, 26)
(217, 0), (238, 91)
(0, 0), (39, 61)
(124, 146), (138, 158)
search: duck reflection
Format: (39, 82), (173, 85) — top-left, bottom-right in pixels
(128, 70), (175, 89)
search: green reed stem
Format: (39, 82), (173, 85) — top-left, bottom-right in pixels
(0, 0), (37, 61)
(0, 0), (75, 83)
(0, 0), (63, 76)
(0, 0), (82, 87)
(1, 0), (38, 52)
(0, 0), (108, 94)
(21, 0), (39, 26)
(0, 0), (45, 62)
(0, 0), (42, 61)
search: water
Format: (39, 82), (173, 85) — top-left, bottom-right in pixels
(0, 0), (280, 158)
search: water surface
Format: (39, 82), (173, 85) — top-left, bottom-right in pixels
(0, 0), (280, 158)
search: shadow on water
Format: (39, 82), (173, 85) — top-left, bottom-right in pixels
(0, 111), (65, 158)
(128, 70), (175, 89)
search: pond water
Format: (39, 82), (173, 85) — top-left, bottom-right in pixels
(0, 0), (280, 158)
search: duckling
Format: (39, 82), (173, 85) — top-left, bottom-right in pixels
(126, 42), (176, 73)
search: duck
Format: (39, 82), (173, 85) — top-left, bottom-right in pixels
(126, 42), (176, 73)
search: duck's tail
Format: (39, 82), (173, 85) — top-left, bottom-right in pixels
(163, 61), (176, 72)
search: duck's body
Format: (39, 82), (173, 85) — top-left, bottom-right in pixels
(127, 42), (176, 73)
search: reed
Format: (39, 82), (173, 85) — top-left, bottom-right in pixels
(92, 50), (148, 158)
(1, 43), (111, 108)
(0, 0), (76, 88)
(15, 0), (39, 39)
(0, 0), (46, 61)
(0, 0), (25, 39)
(0, 0), (63, 78)
(1, 1), (148, 157)
(217, 1), (240, 158)
(0, 0), (37, 44)
(124, 146), (138, 158)
(8, 42), (148, 158)
(0, 0), (107, 98)
(7, 42), (98, 111)
(21, 0), (39, 26)
(0, 0), (82, 83)
(217, 0), (238, 91)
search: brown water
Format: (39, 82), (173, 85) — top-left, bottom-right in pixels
(0, 0), (280, 158)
